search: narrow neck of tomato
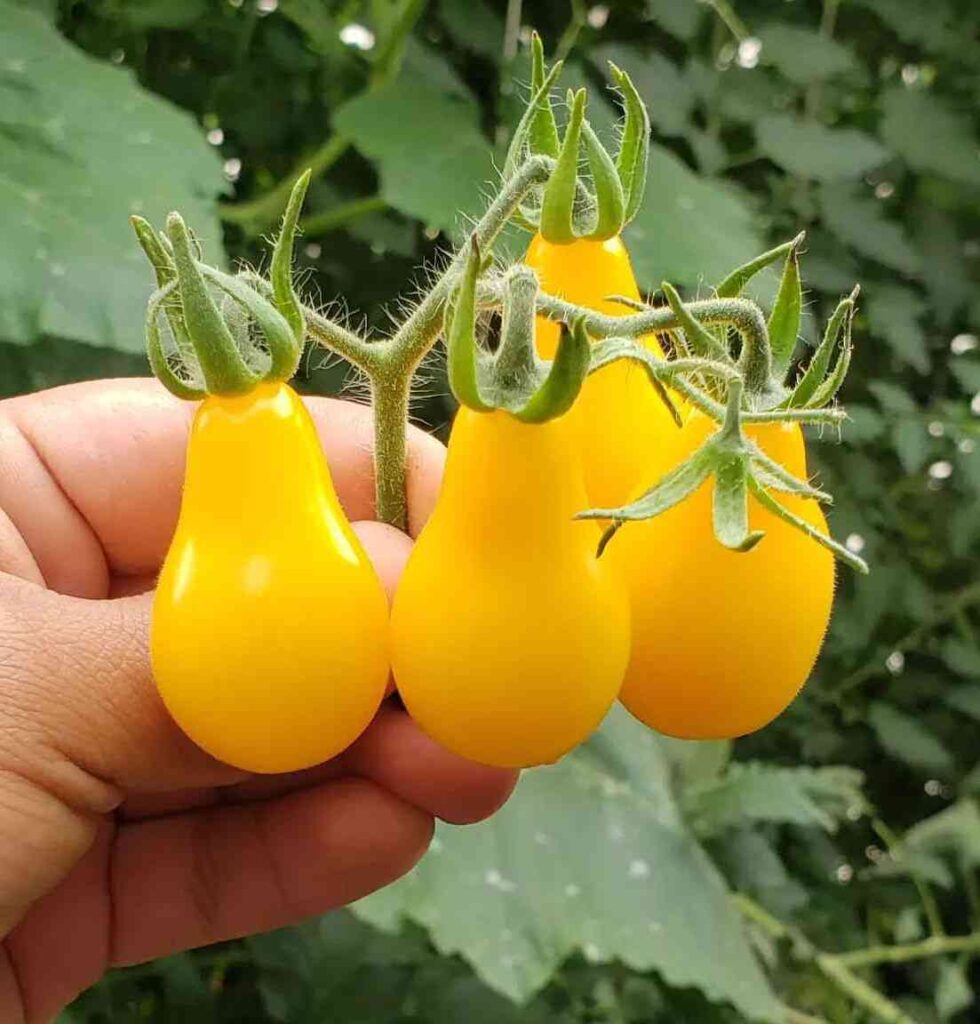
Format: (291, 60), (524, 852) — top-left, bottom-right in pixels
(439, 408), (592, 538)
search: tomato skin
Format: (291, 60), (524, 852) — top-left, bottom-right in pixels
(608, 417), (835, 739)
(151, 382), (389, 774)
(525, 233), (678, 509)
(390, 408), (631, 768)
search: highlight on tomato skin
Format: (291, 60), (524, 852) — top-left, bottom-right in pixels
(151, 381), (391, 774)
(390, 407), (631, 769)
(607, 417), (836, 741)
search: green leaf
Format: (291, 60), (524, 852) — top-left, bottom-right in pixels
(626, 144), (765, 289)
(0, 0), (226, 351)
(880, 86), (980, 187)
(935, 959), (973, 1021)
(819, 186), (922, 275)
(868, 380), (918, 416)
(913, 206), (973, 327)
(893, 906), (924, 943)
(354, 707), (782, 1022)
(868, 702), (955, 775)
(334, 71), (495, 236)
(864, 284), (930, 373)
(867, 846), (954, 889)
(754, 115), (889, 182)
(891, 419), (930, 474)
(713, 829), (809, 919)
(767, 248), (802, 378)
(755, 24), (858, 84)
(685, 763), (867, 837)
(248, 913), (424, 1022)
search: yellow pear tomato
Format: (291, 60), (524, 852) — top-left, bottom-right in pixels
(152, 382), (390, 773)
(525, 233), (678, 508)
(609, 417), (835, 739)
(390, 407), (630, 768)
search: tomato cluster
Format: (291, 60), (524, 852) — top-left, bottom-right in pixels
(143, 232), (836, 775)
(135, 47), (854, 774)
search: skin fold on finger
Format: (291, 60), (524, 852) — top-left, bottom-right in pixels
(5, 780), (432, 1022)
(119, 704), (519, 826)
(109, 777), (433, 968)
(343, 706), (520, 825)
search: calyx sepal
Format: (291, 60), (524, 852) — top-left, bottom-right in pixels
(578, 379), (868, 574)
(132, 173), (311, 400)
(503, 33), (649, 243)
(445, 237), (589, 423)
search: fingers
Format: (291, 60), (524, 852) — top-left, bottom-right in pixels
(109, 778), (432, 967)
(343, 706), (519, 825)
(4, 781), (432, 1021)
(3, 823), (112, 1024)
(0, 378), (446, 597)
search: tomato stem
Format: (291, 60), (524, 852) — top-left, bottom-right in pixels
(371, 376), (412, 531)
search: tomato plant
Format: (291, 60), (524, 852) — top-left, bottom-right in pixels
(9, 1), (980, 1021)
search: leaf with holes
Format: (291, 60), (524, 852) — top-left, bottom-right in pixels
(354, 708), (781, 1021)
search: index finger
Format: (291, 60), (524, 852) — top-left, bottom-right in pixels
(0, 377), (445, 596)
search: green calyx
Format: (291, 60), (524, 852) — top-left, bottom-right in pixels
(580, 379), (867, 573)
(570, 236), (865, 572)
(133, 171), (311, 400)
(502, 32), (645, 243)
(446, 236), (590, 423)
(711, 232), (857, 411)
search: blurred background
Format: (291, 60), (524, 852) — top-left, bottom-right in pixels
(2, 0), (979, 1021)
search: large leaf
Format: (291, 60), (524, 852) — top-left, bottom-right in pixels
(755, 115), (889, 182)
(354, 708), (782, 1022)
(334, 70), (495, 236)
(880, 87), (980, 188)
(0, 1), (226, 351)
(626, 145), (764, 289)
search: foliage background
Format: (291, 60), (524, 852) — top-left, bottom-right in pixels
(1, 0), (978, 1020)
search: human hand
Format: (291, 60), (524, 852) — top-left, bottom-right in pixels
(0, 379), (518, 1023)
